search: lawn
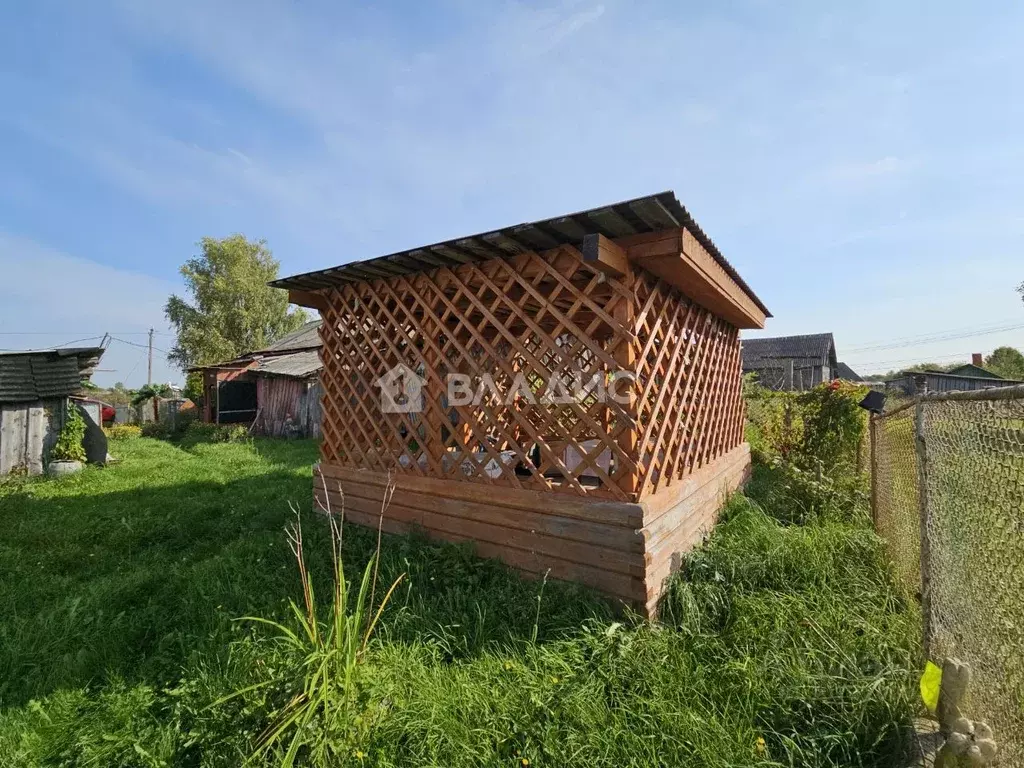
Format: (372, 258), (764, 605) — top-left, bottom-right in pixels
(0, 437), (917, 767)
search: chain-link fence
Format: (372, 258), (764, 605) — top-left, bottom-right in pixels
(871, 386), (1024, 763)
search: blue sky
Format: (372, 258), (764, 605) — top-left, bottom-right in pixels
(2, 0), (1023, 386)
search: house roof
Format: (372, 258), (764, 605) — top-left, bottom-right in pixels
(892, 369), (1024, 384)
(192, 322), (323, 379)
(835, 362), (862, 381)
(258, 320), (322, 354)
(943, 363), (1003, 380)
(254, 349), (322, 379)
(271, 190), (771, 318)
(741, 333), (836, 370)
(0, 347), (105, 403)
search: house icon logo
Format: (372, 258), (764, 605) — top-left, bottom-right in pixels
(375, 363), (425, 414)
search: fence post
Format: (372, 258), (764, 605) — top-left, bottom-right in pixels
(869, 414), (878, 530)
(914, 399), (933, 656)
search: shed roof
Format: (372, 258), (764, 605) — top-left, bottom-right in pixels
(0, 347), (105, 404)
(893, 369), (1024, 385)
(271, 190), (770, 318)
(255, 349), (322, 379)
(741, 333), (836, 369)
(834, 362), (863, 381)
(259, 320), (322, 354)
(943, 363), (1003, 379)
(192, 322), (323, 380)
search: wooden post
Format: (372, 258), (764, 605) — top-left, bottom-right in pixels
(612, 266), (638, 499)
(914, 400), (932, 655)
(784, 358), (794, 391)
(868, 414), (878, 530)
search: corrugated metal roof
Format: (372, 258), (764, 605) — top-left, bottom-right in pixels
(741, 333), (836, 369)
(259, 320), (322, 353)
(0, 347), (105, 403)
(255, 349), (322, 379)
(271, 190), (770, 317)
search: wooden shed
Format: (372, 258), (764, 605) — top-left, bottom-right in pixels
(274, 191), (770, 614)
(192, 321), (323, 438)
(741, 333), (837, 391)
(0, 347), (105, 476)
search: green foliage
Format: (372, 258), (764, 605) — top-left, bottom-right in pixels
(49, 403), (87, 463)
(130, 383), (172, 407)
(181, 420), (249, 445)
(743, 378), (801, 463)
(104, 424), (142, 441)
(183, 371), (204, 409)
(795, 381), (868, 474)
(165, 235), (308, 371)
(220, 504), (404, 766)
(985, 345), (1024, 380)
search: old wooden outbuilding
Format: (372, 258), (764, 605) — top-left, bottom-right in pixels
(0, 347), (106, 476)
(274, 191), (770, 613)
(741, 332), (837, 391)
(192, 321), (323, 437)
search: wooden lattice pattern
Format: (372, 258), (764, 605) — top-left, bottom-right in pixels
(318, 244), (744, 502)
(631, 271), (744, 497)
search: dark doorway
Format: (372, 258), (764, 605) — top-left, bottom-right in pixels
(216, 380), (257, 424)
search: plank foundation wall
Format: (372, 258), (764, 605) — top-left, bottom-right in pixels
(314, 443), (750, 615)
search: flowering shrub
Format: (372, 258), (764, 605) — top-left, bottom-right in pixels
(794, 380), (868, 475)
(104, 424), (142, 441)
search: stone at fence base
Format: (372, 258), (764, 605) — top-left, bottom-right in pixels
(934, 659), (998, 767)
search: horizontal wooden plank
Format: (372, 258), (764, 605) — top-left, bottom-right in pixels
(417, 527), (646, 604)
(641, 443), (750, 526)
(642, 457), (749, 554)
(317, 462), (644, 528)
(314, 487), (645, 604)
(316, 486), (646, 577)
(331, 476), (645, 553)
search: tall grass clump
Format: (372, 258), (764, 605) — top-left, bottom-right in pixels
(219, 477), (404, 766)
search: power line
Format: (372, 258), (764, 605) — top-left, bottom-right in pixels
(0, 330), (174, 336)
(856, 349), (997, 372)
(844, 320), (1024, 353)
(109, 336), (172, 355)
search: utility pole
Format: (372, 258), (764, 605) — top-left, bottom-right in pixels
(147, 328), (154, 386)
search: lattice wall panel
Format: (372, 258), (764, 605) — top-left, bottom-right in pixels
(631, 270), (744, 497)
(317, 246), (744, 502)
(319, 245), (640, 501)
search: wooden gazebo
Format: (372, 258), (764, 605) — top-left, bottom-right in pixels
(274, 191), (769, 614)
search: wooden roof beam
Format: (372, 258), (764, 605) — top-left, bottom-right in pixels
(288, 289), (328, 312)
(617, 228), (766, 330)
(582, 233), (629, 279)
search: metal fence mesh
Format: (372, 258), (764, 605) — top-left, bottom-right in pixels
(872, 390), (1024, 763)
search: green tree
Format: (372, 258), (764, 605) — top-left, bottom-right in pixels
(985, 346), (1024, 380)
(165, 235), (308, 371)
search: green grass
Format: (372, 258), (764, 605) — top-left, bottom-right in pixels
(0, 438), (917, 767)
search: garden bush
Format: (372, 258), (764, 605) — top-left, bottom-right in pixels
(49, 402), (87, 463)
(181, 420), (250, 445)
(104, 424), (142, 441)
